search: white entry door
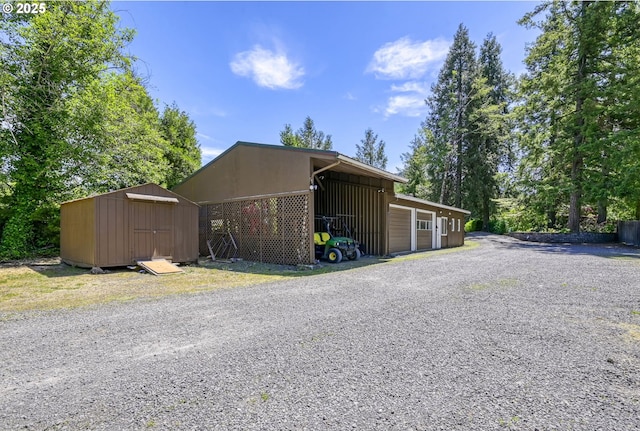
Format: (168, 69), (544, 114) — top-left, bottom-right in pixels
(435, 217), (443, 249)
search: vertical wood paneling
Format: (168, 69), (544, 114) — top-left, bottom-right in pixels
(60, 198), (95, 266)
(62, 184), (198, 268)
(313, 172), (387, 255)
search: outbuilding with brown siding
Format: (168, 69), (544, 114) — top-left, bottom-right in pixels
(388, 195), (470, 254)
(60, 183), (199, 268)
(172, 141), (471, 265)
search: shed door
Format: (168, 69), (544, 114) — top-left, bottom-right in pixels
(389, 206), (412, 254)
(132, 201), (174, 261)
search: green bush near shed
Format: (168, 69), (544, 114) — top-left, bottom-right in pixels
(465, 219), (483, 232)
(465, 218), (508, 234)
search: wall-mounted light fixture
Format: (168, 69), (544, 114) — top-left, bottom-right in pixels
(377, 188), (385, 193)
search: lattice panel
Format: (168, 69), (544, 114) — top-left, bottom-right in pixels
(202, 193), (311, 265)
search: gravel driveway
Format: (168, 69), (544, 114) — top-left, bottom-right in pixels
(1, 233), (639, 430)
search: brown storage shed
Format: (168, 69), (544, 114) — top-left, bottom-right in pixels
(60, 183), (199, 268)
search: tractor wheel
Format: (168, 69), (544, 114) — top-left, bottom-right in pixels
(327, 248), (343, 263)
(348, 248), (361, 261)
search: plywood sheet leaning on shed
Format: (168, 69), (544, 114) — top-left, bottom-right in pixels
(137, 259), (184, 275)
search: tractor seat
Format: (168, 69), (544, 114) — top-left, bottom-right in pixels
(314, 232), (331, 245)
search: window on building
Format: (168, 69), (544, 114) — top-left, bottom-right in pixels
(441, 217), (448, 235)
(416, 219), (433, 231)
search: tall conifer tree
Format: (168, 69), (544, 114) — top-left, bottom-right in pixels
(356, 128), (387, 170)
(518, 1), (640, 230)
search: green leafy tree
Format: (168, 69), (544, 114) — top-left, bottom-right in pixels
(398, 133), (430, 199)
(280, 116), (333, 150)
(160, 103), (201, 189)
(0, 0), (133, 257)
(68, 72), (170, 194)
(355, 128), (387, 170)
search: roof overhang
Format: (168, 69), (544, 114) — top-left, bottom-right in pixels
(394, 193), (471, 215)
(311, 153), (407, 184)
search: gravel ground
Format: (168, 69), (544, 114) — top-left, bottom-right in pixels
(1, 233), (640, 430)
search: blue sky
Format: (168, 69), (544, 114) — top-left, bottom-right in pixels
(113, 1), (541, 173)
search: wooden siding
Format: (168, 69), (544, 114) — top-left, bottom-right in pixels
(174, 203), (199, 263)
(60, 197), (96, 267)
(388, 206), (411, 253)
(95, 196), (130, 267)
(172, 143), (409, 261)
(392, 196), (467, 248)
(61, 184), (198, 268)
(173, 144), (319, 204)
(417, 230), (432, 250)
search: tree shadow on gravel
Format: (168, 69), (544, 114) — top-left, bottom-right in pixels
(471, 232), (640, 259)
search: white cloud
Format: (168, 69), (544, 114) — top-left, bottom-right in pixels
(390, 81), (430, 94)
(230, 45), (304, 90)
(367, 37), (449, 80)
(384, 94), (426, 118)
(379, 80), (430, 118)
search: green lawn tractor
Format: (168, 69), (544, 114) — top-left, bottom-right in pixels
(314, 215), (361, 263)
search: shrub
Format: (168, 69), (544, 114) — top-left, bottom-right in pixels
(488, 219), (508, 234)
(465, 219), (483, 232)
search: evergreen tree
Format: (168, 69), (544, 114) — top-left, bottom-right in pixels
(280, 116), (332, 150)
(465, 34), (514, 229)
(279, 124), (301, 147)
(356, 128), (388, 170)
(400, 25), (513, 229)
(423, 24), (478, 208)
(517, 1), (640, 230)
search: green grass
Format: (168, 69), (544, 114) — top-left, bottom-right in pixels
(0, 241), (478, 313)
